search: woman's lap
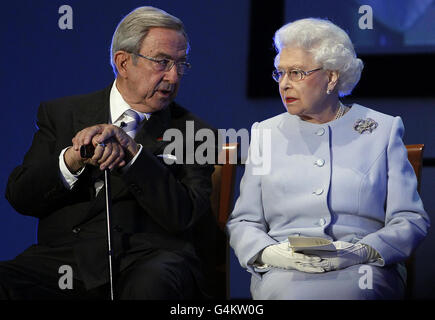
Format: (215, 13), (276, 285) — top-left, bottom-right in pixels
(251, 263), (405, 300)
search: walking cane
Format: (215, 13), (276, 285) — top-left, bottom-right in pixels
(104, 168), (114, 301)
(81, 144), (115, 300)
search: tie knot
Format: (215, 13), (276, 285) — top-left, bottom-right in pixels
(123, 109), (141, 124)
(120, 109), (141, 137)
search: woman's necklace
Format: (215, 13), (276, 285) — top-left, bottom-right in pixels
(334, 102), (346, 120)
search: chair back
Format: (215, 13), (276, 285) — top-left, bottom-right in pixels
(405, 144), (424, 192)
(404, 144), (424, 299)
(210, 143), (238, 299)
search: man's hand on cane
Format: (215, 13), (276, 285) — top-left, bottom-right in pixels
(65, 124), (137, 173)
(92, 124), (140, 162)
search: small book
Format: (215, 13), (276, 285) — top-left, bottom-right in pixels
(288, 236), (337, 252)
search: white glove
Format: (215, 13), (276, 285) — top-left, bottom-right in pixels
(257, 242), (325, 273)
(308, 241), (376, 271)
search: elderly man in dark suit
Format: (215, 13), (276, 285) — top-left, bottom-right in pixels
(1, 6), (218, 300)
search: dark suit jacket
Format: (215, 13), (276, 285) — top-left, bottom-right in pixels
(5, 84), (219, 296)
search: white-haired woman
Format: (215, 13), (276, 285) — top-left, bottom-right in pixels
(227, 18), (429, 300)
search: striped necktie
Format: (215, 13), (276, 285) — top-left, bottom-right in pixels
(120, 109), (141, 138)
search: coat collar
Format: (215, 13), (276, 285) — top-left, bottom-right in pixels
(72, 84), (112, 135)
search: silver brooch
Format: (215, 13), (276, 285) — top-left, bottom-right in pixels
(353, 118), (378, 134)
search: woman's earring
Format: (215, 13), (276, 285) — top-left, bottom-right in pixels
(326, 89), (332, 95)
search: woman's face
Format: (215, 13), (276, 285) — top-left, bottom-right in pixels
(277, 47), (334, 122)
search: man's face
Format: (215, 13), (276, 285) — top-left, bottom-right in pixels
(122, 27), (188, 113)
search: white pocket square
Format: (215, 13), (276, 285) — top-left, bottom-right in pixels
(157, 154), (177, 160)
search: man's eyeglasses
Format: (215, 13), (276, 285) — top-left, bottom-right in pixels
(132, 53), (191, 75)
(272, 67), (322, 82)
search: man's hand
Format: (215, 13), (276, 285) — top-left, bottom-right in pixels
(258, 242), (325, 273)
(65, 124), (138, 172)
(65, 136), (126, 172)
(72, 124), (138, 158)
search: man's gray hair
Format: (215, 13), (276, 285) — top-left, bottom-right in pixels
(110, 6), (189, 75)
(274, 18), (363, 97)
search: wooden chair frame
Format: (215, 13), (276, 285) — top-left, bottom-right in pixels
(210, 143), (238, 299)
(404, 144), (425, 299)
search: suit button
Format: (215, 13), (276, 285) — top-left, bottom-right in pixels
(72, 227), (81, 234)
(313, 188), (324, 195)
(315, 128), (325, 136)
(113, 225), (123, 232)
(130, 184), (141, 194)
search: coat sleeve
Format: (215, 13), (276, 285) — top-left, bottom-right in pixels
(226, 122), (277, 277)
(5, 103), (82, 218)
(360, 116), (430, 266)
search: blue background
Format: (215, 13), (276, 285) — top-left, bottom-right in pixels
(1, 0), (434, 299)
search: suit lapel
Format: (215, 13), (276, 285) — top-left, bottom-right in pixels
(73, 84), (112, 219)
(72, 84), (112, 135)
(134, 105), (172, 155)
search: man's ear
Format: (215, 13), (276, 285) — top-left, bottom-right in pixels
(114, 51), (130, 78)
(327, 70), (339, 92)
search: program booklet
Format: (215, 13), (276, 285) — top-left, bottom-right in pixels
(288, 236), (337, 252)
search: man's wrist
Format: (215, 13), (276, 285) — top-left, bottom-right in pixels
(120, 144), (143, 173)
(59, 147), (85, 190)
(124, 142), (140, 163)
(64, 147), (84, 174)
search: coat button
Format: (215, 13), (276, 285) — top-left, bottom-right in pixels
(319, 218), (326, 226)
(113, 225), (123, 232)
(130, 184), (142, 194)
(314, 159), (325, 167)
(315, 128), (325, 136)
(313, 188), (324, 195)
(72, 227), (81, 234)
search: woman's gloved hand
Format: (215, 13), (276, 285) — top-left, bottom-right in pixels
(308, 241), (380, 271)
(257, 242), (325, 273)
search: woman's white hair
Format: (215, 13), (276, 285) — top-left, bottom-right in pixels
(110, 6), (189, 75)
(274, 18), (363, 97)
